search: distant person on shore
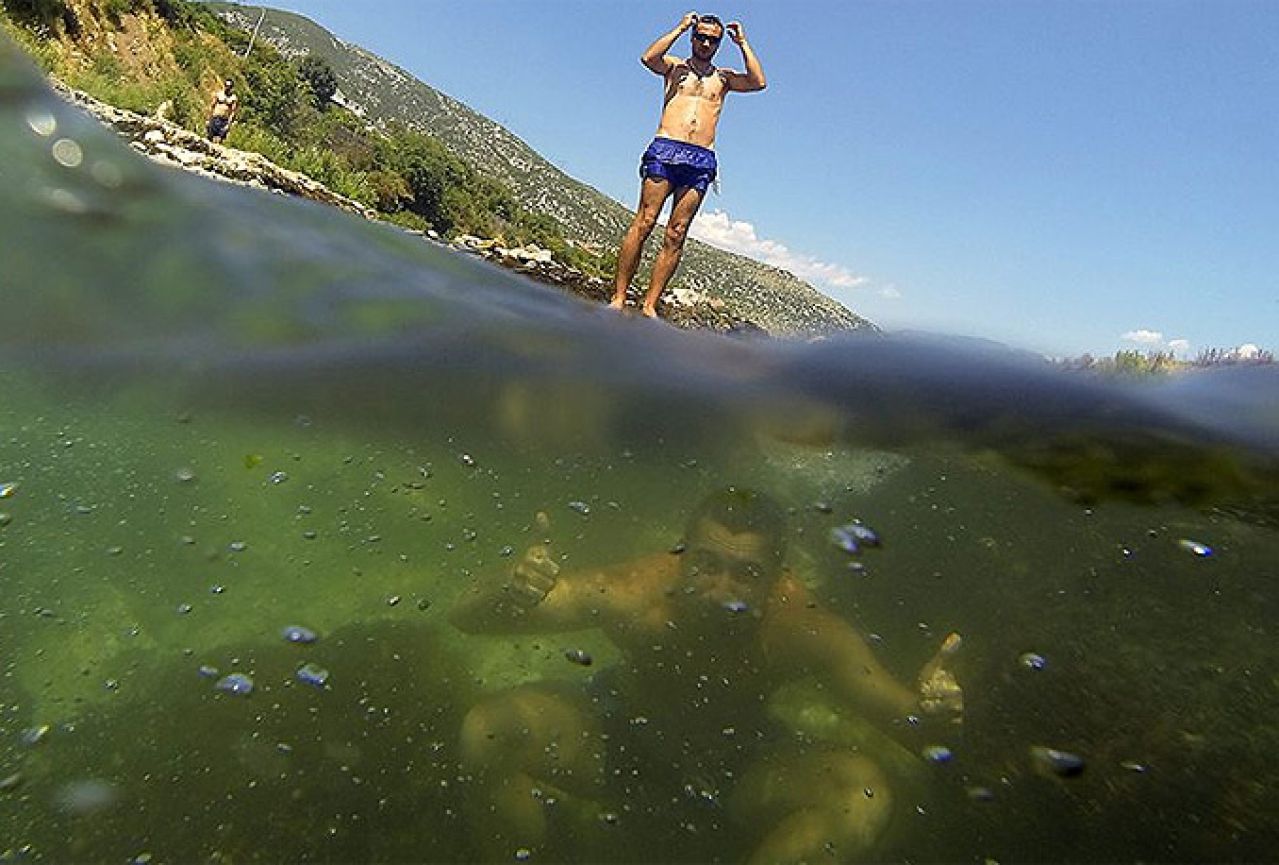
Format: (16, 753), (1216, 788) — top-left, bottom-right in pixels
(608, 13), (767, 319)
(205, 79), (238, 144)
(450, 487), (963, 862)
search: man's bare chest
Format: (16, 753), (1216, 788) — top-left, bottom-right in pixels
(667, 67), (727, 104)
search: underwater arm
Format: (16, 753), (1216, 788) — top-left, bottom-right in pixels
(766, 586), (918, 722)
(449, 543), (611, 634)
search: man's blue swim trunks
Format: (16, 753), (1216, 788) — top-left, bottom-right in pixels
(640, 137), (718, 195)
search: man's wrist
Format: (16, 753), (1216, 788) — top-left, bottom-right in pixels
(507, 579), (548, 609)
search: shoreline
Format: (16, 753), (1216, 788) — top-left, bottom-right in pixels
(52, 78), (766, 336)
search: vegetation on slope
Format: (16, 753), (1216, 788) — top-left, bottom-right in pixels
(1, 0), (605, 274)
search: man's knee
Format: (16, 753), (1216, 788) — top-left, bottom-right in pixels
(631, 210), (660, 237)
(663, 221), (691, 249)
(460, 699), (510, 767)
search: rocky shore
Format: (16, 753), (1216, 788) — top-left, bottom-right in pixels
(54, 81), (764, 335)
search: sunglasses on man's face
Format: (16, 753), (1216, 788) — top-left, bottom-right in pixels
(692, 32), (721, 44)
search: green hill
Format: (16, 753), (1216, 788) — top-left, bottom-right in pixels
(207, 3), (875, 337)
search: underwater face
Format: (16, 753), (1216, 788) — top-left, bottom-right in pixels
(678, 520), (777, 612)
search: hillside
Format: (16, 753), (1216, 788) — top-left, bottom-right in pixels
(208, 3), (875, 337)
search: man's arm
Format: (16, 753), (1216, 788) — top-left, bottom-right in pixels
(641, 11), (698, 75)
(449, 541), (677, 635)
(766, 585), (964, 728)
(450, 543), (607, 634)
(722, 21), (767, 92)
(769, 597), (919, 722)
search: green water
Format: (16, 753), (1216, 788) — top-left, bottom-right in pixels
(3, 34), (1279, 863)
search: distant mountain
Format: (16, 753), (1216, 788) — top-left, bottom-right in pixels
(208, 3), (875, 337)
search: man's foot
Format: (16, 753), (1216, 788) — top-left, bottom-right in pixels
(640, 306), (660, 319)
(606, 298), (625, 311)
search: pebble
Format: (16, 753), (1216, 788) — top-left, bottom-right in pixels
(0, 513), (12, 527)
(830, 521), (882, 556)
(197, 665), (219, 678)
(1176, 538), (1213, 557)
(0, 772), (23, 792)
(20, 725), (50, 747)
(563, 649), (593, 667)
(281, 625), (318, 644)
(921, 744), (953, 764)
(296, 663), (330, 688)
(722, 599), (749, 614)
(1030, 746), (1085, 778)
(0, 481), (18, 498)
(567, 500), (590, 516)
(1018, 652), (1048, 671)
(829, 526), (860, 555)
(215, 672), (254, 696)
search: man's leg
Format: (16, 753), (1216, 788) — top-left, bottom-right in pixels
(731, 747), (894, 864)
(642, 184), (705, 318)
(459, 684), (605, 860)
(609, 177), (673, 310)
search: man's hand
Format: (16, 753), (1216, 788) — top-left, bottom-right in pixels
(510, 542), (560, 608)
(726, 21), (747, 45)
(680, 12), (700, 32)
(916, 632), (964, 725)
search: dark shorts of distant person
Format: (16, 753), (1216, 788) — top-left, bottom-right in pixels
(639, 137), (717, 195)
(206, 116), (230, 140)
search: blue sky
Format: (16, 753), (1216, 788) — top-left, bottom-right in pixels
(268, 0), (1277, 357)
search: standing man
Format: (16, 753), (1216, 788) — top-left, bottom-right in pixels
(206, 79), (238, 144)
(608, 13), (766, 319)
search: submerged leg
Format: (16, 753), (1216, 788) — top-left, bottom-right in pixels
(732, 749), (894, 864)
(459, 684), (604, 860)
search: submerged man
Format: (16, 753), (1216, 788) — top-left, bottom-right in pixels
(608, 13), (767, 319)
(206, 79), (238, 144)
(451, 488), (963, 863)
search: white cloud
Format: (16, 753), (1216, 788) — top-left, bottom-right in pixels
(879, 286), (902, 300)
(690, 209), (870, 292)
(1121, 330), (1194, 357)
(1122, 329), (1164, 345)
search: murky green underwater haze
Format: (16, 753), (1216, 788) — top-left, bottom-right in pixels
(3, 36), (1278, 863)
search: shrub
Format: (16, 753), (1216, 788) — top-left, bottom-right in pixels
(298, 54), (337, 111)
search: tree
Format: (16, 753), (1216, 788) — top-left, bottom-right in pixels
(298, 55), (337, 112)
(243, 57), (305, 140)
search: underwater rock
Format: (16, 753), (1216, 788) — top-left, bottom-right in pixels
(296, 663), (330, 688)
(1030, 745), (1086, 778)
(281, 625), (318, 644)
(215, 672), (254, 696)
